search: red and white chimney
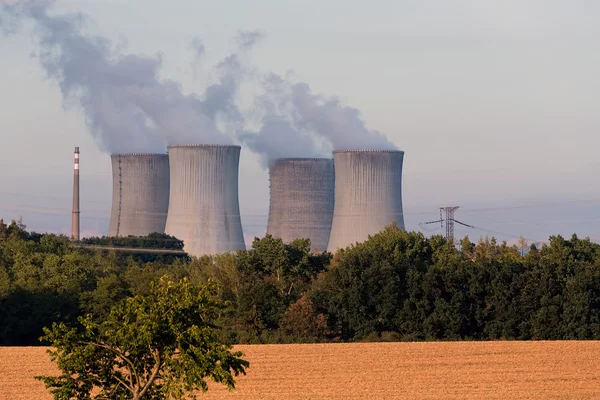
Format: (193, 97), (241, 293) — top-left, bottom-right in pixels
(71, 146), (80, 241)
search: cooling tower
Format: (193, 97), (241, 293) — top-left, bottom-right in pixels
(108, 154), (170, 237)
(164, 144), (245, 256)
(267, 158), (335, 252)
(327, 149), (405, 253)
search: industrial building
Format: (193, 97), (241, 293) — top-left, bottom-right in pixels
(101, 145), (404, 255)
(164, 144), (246, 256)
(327, 149), (405, 253)
(108, 153), (170, 237)
(267, 158), (334, 252)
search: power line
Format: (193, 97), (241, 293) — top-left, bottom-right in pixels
(418, 207), (553, 244)
(4, 188), (600, 244)
(420, 206), (474, 243)
(460, 197), (600, 213)
(462, 225), (539, 244)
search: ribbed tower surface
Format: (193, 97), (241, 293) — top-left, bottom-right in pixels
(108, 153), (170, 237)
(327, 149), (405, 253)
(164, 144), (246, 257)
(267, 158), (334, 252)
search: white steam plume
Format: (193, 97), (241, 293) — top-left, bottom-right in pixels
(189, 36), (205, 58)
(1, 1), (396, 159)
(238, 73), (326, 167)
(237, 29), (265, 50)
(238, 70), (396, 166)
(290, 82), (396, 151)
(0, 1), (252, 153)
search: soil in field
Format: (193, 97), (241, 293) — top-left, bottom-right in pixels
(1, 341), (599, 400)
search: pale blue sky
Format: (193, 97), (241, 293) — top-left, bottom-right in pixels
(1, 0), (599, 244)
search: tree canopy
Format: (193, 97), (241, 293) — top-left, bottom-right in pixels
(2, 217), (600, 345)
(37, 276), (248, 400)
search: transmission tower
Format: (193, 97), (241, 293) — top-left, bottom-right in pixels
(420, 206), (474, 243)
(440, 206), (460, 240)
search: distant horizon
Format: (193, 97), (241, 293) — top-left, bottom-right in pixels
(2, 190), (598, 248)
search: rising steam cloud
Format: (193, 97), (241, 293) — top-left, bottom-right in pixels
(238, 71), (397, 167)
(0, 0), (252, 154)
(239, 73), (326, 166)
(290, 83), (396, 151)
(1, 0), (395, 161)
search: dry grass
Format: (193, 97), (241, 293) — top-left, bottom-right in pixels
(1, 342), (600, 399)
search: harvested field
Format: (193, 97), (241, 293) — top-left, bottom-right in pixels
(1, 341), (599, 400)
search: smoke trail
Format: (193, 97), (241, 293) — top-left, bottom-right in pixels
(191, 30), (264, 141)
(234, 30), (395, 164)
(240, 117), (325, 167)
(238, 73), (326, 166)
(189, 36), (205, 85)
(237, 70), (396, 166)
(237, 29), (265, 50)
(189, 36), (205, 58)
(290, 82), (397, 151)
(0, 0), (248, 153)
(1, 1), (395, 158)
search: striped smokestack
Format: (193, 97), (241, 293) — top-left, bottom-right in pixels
(71, 146), (80, 241)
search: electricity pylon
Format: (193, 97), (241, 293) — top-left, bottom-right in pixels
(420, 206), (474, 243)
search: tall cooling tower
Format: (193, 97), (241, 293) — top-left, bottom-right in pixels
(108, 154), (170, 237)
(327, 149), (405, 253)
(164, 144), (246, 256)
(267, 158), (334, 252)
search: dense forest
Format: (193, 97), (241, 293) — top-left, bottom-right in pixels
(1, 218), (600, 346)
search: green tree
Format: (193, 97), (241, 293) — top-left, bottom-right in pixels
(237, 235), (330, 298)
(280, 293), (328, 342)
(231, 235), (330, 342)
(321, 225), (433, 339)
(80, 274), (129, 321)
(36, 276), (249, 400)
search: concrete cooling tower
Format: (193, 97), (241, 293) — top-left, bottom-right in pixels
(267, 158), (335, 252)
(164, 144), (246, 256)
(327, 149), (405, 253)
(108, 154), (170, 237)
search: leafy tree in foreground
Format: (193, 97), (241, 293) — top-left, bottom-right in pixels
(36, 276), (249, 400)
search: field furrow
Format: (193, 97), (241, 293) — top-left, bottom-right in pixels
(1, 342), (599, 400)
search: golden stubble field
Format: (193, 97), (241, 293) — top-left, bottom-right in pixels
(1, 342), (599, 400)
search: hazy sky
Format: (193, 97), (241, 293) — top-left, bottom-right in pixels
(1, 0), (599, 245)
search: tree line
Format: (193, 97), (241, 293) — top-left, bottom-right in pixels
(1, 218), (600, 346)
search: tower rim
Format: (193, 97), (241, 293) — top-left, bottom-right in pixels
(167, 144), (241, 149)
(110, 153), (168, 157)
(271, 157), (333, 161)
(333, 149), (404, 154)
